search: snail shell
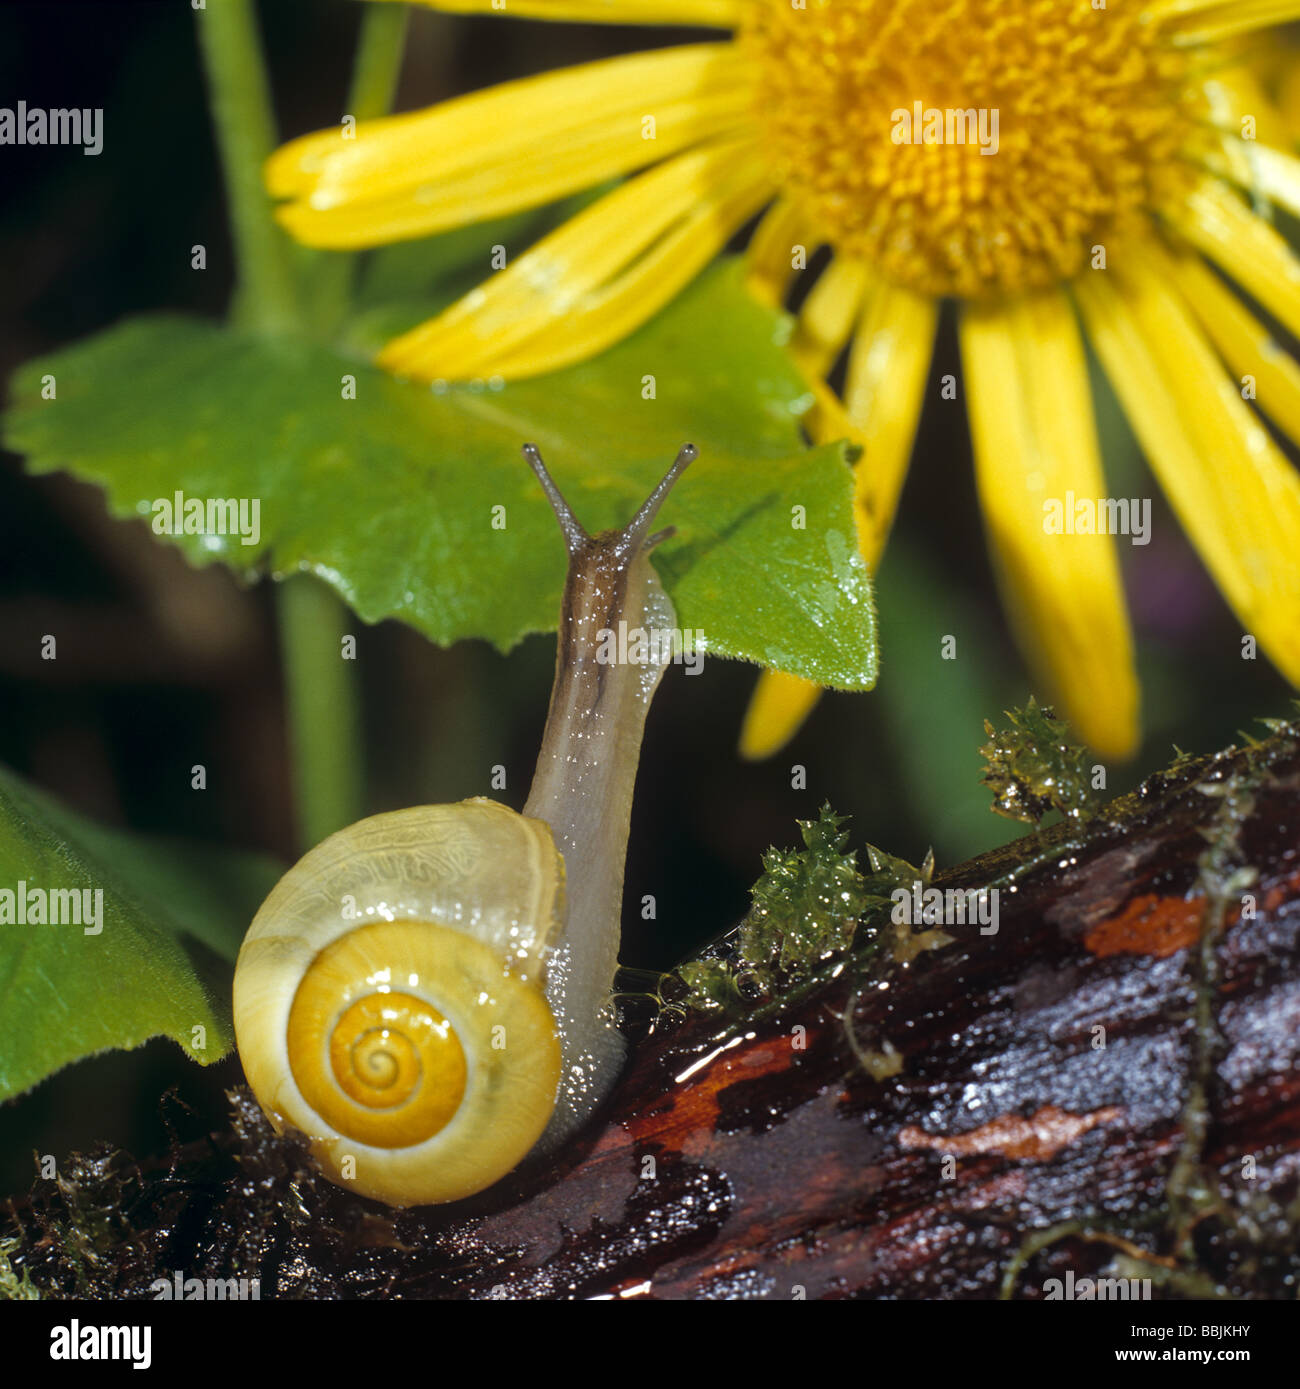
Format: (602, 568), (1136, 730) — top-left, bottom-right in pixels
(233, 800), (564, 1207)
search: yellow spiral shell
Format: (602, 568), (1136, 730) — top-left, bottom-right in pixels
(233, 799), (564, 1207)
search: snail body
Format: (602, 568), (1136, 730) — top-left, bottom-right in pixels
(233, 444), (695, 1207)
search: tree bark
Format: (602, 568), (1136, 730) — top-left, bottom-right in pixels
(7, 727), (1300, 1299)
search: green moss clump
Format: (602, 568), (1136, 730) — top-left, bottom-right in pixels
(678, 805), (873, 1012)
(0, 1237), (39, 1300)
(674, 958), (742, 1015)
(741, 805), (869, 976)
(979, 697), (1096, 825)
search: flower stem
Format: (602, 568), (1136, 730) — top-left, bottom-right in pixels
(275, 575), (366, 851)
(197, 0), (365, 850)
(194, 0), (299, 337)
(310, 2), (410, 337)
(274, 5), (408, 842)
(349, 1), (409, 121)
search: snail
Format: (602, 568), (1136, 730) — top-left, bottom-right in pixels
(233, 442), (696, 1207)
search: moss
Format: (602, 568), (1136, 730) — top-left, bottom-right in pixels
(0, 1236), (39, 1300)
(740, 806), (869, 977)
(677, 805), (884, 1017)
(676, 803), (956, 1030)
(674, 958), (743, 1015)
(979, 697), (1097, 825)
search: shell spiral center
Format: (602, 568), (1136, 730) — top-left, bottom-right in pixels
(287, 924), (469, 1149)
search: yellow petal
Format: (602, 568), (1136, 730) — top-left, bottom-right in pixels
(1147, 0), (1300, 42)
(485, 168), (774, 377)
(382, 0), (743, 26)
(845, 275), (938, 566)
(1199, 61), (1292, 152)
(1076, 241), (1300, 690)
(377, 139), (773, 380)
(960, 292), (1139, 761)
(739, 272), (937, 761)
(1196, 62), (1294, 194)
(789, 256), (869, 381)
(268, 44), (751, 248)
(739, 671), (824, 761)
(745, 198), (816, 310)
(1162, 243), (1300, 444)
(1169, 179), (1300, 343)
(1241, 145), (1300, 221)
(1202, 143), (1300, 221)
(1278, 54), (1300, 136)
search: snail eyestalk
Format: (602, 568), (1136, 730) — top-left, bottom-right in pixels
(522, 442), (588, 553)
(624, 442), (697, 554)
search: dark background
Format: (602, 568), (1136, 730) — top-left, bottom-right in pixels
(0, 0), (1290, 1194)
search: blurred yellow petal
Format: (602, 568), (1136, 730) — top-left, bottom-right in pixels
(377, 139), (773, 380)
(1278, 55), (1300, 136)
(1206, 143), (1300, 220)
(1148, 0), (1300, 42)
(739, 672), (824, 760)
(1164, 245), (1300, 443)
(1197, 62), (1293, 192)
(789, 257), (869, 380)
(744, 198), (815, 310)
(1196, 55), (1300, 210)
(845, 276), (938, 566)
(382, 0), (743, 25)
(1076, 242), (1300, 688)
(1242, 145), (1300, 219)
(269, 45), (750, 247)
(1170, 178), (1300, 349)
(1199, 61), (1291, 151)
(960, 292), (1139, 761)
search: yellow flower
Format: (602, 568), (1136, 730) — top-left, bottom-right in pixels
(268, 0), (1300, 763)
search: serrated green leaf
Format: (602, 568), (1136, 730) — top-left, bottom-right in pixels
(4, 259), (877, 688)
(0, 764), (283, 1101)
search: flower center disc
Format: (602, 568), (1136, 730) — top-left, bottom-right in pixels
(740, 0), (1199, 298)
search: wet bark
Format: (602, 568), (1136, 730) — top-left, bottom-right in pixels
(7, 728), (1300, 1299)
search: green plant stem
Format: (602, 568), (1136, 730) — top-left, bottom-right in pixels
(349, 1), (409, 120)
(194, 0), (299, 336)
(310, 2), (410, 336)
(276, 576), (366, 851)
(197, 0), (365, 849)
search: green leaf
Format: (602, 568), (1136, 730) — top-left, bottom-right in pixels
(0, 764), (283, 1101)
(4, 259), (877, 688)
